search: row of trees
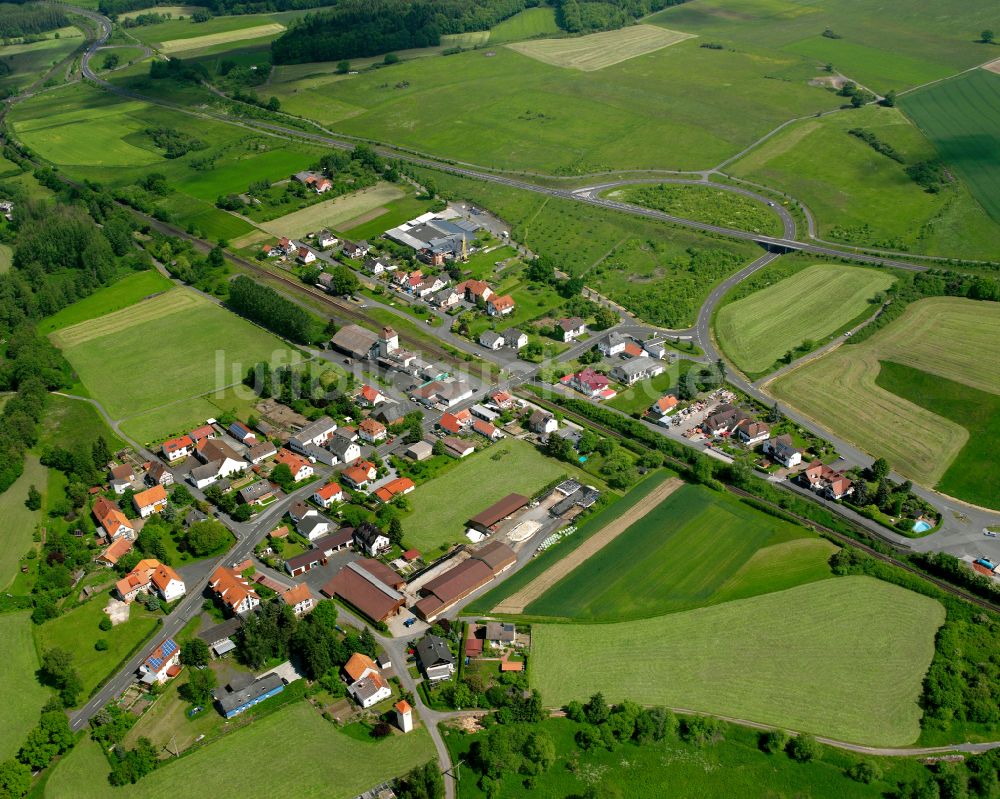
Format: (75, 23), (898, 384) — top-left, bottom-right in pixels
(226, 275), (324, 344)
(0, 4), (68, 38)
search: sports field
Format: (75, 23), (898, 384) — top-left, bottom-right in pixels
(715, 264), (895, 376)
(0, 613), (51, 760)
(728, 106), (1000, 260)
(257, 183), (405, 238)
(531, 576), (944, 746)
(900, 69), (1000, 224)
(507, 25), (694, 71)
(46, 702), (435, 799)
(522, 483), (833, 621)
(0, 456), (46, 589)
(35, 597), (161, 699)
(403, 438), (593, 555)
(52, 288), (297, 434)
(38, 270), (174, 334)
(770, 297), (1000, 490)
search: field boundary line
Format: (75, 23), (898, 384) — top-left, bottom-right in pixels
(492, 476), (683, 614)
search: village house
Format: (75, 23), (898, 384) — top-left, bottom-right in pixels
(289, 417), (338, 455)
(735, 420), (772, 446)
(358, 418), (387, 443)
(93, 497), (135, 541)
(356, 385), (386, 408)
(317, 229), (337, 248)
(209, 566), (260, 615)
(364, 256), (391, 275)
(373, 477), (415, 504)
(487, 294), (516, 317)
(109, 464), (134, 495)
(564, 367), (611, 398)
(763, 434), (802, 468)
(433, 287), (462, 309)
(341, 458), (377, 490)
(274, 449), (314, 482)
(146, 462), (173, 487)
(189, 424), (216, 445)
(281, 583), (315, 616)
(502, 328), (528, 350)
(472, 418), (501, 440)
(344, 653), (392, 709)
(312, 482), (344, 509)
(599, 332), (630, 357)
(247, 440), (277, 465)
(479, 331), (504, 351)
(116, 559), (186, 603)
(415, 635), (456, 682)
(329, 437), (362, 466)
(648, 394), (678, 422)
(527, 409), (558, 436)
(296, 246), (317, 265)
(190, 439), (246, 489)
(485, 621), (516, 647)
(342, 240), (370, 260)
(456, 279), (493, 304)
(162, 434), (194, 463)
(354, 521), (391, 556)
(558, 317), (586, 342)
(489, 391), (516, 411)
(96, 537), (134, 568)
(801, 461), (854, 500)
(138, 638), (181, 685)
(611, 356), (664, 386)
(702, 404), (750, 437)
(442, 437), (475, 458)
(133, 484), (168, 518)
(298, 512), (334, 542)
(238, 480), (274, 506)
(643, 339), (671, 360)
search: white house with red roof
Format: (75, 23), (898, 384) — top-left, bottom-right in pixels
(133, 484), (168, 518)
(357, 385), (386, 408)
(486, 294), (515, 317)
(341, 459), (377, 490)
(648, 394), (678, 423)
(562, 367), (611, 398)
(312, 482), (344, 509)
(209, 566), (260, 615)
(162, 434), (193, 462)
(274, 449), (314, 482)
(138, 638), (181, 685)
(358, 418), (387, 444)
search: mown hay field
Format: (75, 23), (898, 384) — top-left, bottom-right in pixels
(257, 182), (404, 238)
(769, 297), (1000, 488)
(716, 263), (895, 376)
(160, 23), (286, 53)
(506, 24), (694, 71)
(531, 576), (944, 746)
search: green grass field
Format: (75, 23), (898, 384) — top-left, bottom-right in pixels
(488, 7), (560, 43)
(612, 183), (783, 237)
(403, 438), (594, 555)
(524, 484), (833, 621)
(770, 296), (1000, 493)
(728, 106), (1000, 260)
(257, 182), (405, 238)
(532, 576), (944, 746)
(507, 25), (694, 72)
(38, 271), (175, 335)
(0, 455), (46, 589)
(0, 31), (84, 96)
(648, 0), (994, 93)
(715, 264), (895, 377)
(900, 69), (1000, 224)
(128, 13), (282, 47)
(875, 361), (1000, 508)
(51, 287), (297, 440)
(0, 613), (52, 760)
(445, 717), (927, 799)
(605, 360), (694, 416)
(312, 39), (840, 174)
(39, 394), (128, 456)
(46, 701), (435, 799)
(36, 597), (161, 700)
(416, 168), (758, 329)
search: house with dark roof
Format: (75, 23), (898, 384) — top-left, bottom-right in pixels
(216, 673), (284, 719)
(238, 480), (273, 506)
(285, 550), (323, 577)
(415, 635), (456, 682)
(762, 434), (802, 468)
(558, 317), (586, 342)
(354, 522), (390, 556)
(610, 356), (664, 386)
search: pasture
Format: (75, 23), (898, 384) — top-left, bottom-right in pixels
(160, 23), (286, 53)
(0, 31), (83, 96)
(128, 13), (282, 47)
(728, 106), (1000, 260)
(612, 183), (783, 237)
(35, 597), (161, 699)
(506, 25), (694, 71)
(769, 297), (1000, 490)
(403, 438), (593, 555)
(52, 288), (298, 435)
(875, 361), (1000, 509)
(39, 394), (128, 454)
(488, 7), (560, 43)
(531, 576), (944, 746)
(257, 183), (405, 238)
(320, 41), (841, 173)
(648, 0), (994, 92)
(119, 5), (205, 19)
(523, 483), (832, 621)
(38, 270), (174, 334)
(0, 456), (46, 589)
(900, 69), (1000, 224)
(46, 702), (435, 799)
(0, 613), (51, 760)
(715, 263), (895, 377)
(0, 243), (11, 273)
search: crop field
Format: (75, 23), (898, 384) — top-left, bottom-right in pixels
(729, 106), (1000, 260)
(0, 613), (51, 760)
(257, 183), (405, 238)
(488, 7), (560, 43)
(38, 270), (174, 334)
(0, 456), (46, 589)
(318, 41), (840, 174)
(648, 0), (994, 92)
(129, 13), (282, 46)
(523, 484), (832, 621)
(52, 288), (297, 433)
(901, 69), (1000, 224)
(715, 264), (895, 377)
(770, 297), (1000, 491)
(875, 361), (1000, 509)
(611, 183), (783, 236)
(417, 168), (758, 329)
(36, 597), (161, 699)
(46, 702), (435, 799)
(532, 576), (944, 746)
(404, 438), (594, 555)
(161, 23), (286, 53)
(507, 25), (694, 71)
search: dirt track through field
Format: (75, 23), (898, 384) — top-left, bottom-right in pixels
(492, 476), (683, 614)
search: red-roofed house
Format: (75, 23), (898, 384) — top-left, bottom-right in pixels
(97, 537), (133, 567)
(209, 566), (260, 615)
(456, 279), (493, 303)
(437, 412), (463, 435)
(357, 384), (386, 408)
(359, 418), (387, 444)
(487, 294), (515, 317)
(162, 434), (193, 462)
(138, 638), (181, 685)
(563, 367), (610, 398)
(281, 583), (314, 615)
(801, 460), (855, 500)
(374, 477), (415, 504)
(488, 391), (515, 410)
(274, 449), (314, 482)
(189, 424), (216, 444)
(133, 484), (168, 518)
(312, 482), (344, 509)
(472, 418), (501, 440)
(341, 459), (377, 490)
(92, 497), (135, 541)
(648, 394), (678, 422)
(116, 559), (185, 603)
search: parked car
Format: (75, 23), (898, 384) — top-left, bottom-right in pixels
(404, 617), (417, 627)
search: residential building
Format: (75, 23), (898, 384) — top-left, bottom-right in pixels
(373, 477), (415, 504)
(109, 464), (134, 495)
(238, 480), (273, 506)
(527, 409), (558, 435)
(162, 434), (194, 462)
(735, 420), (771, 446)
(763, 434), (802, 468)
(216, 673), (284, 718)
(599, 332), (629, 357)
(442, 437), (474, 458)
(342, 240), (370, 260)
(489, 391), (516, 411)
(281, 583), (314, 615)
(312, 482), (344, 509)
(610, 356), (664, 386)
(558, 317), (586, 342)
(648, 394), (678, 421)
(358, 418), (387, 444)
(298, 514), (333, 542)
(485, 621), (516, 647)
(117, 559), (185, 603)
(341, 458), (377, 490)
(190, 439), (246, 489)
(138, 638), (180, 685)
(247, 441), (277, 465)
(564, 367), (611, 398)
(146, 462), (173, 487)
(801, 461), (854, 500)
(415, 635), (456, 682)
(343, 653), (391, 708)
(364, 256), (391, 275)
(189, 424), (216, 444)
(622, 341), (644, 358)
(703, 404), (749, 437)
(354, 521), (390, 556)
(644, 339), (671, 360)
(502, 328), (528, 349)
(357, 385), (386, 408)
(486, 294), (515, 317)
(479, 331), (504, 350)
(133, 484), (168, 518)
(472, 418), (501, 440)
(92, 497), (135, 541)
(209, 566), (260, 615)
(456, 279), (493, 304)
(96, 537), (133, 568)
(433, 288), (462, 309)
(274, 449), (314, 482)
(289, 417), (337, 452)
(329, 438), (362, 466)
(317, 230), (337, 248)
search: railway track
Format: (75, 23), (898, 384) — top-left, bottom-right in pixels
(518, 389), (1000, 615)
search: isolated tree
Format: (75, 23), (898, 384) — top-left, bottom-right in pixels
(870, 457), (890, 481)
(179, 668), (216, 706)
(25, 485), (41, 510)
(40, 648), (83, 706)
(759, 729), (789, 753)
(327, 265), (360, 296)
(787, 733), (820, 762)
(981, 29), (995, 43)
(336, 60), (351, 74)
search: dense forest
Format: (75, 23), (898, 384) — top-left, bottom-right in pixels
(0, 3), (69, 39)
(271, 0), (684, 64)
(98, 0), (332, 18)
